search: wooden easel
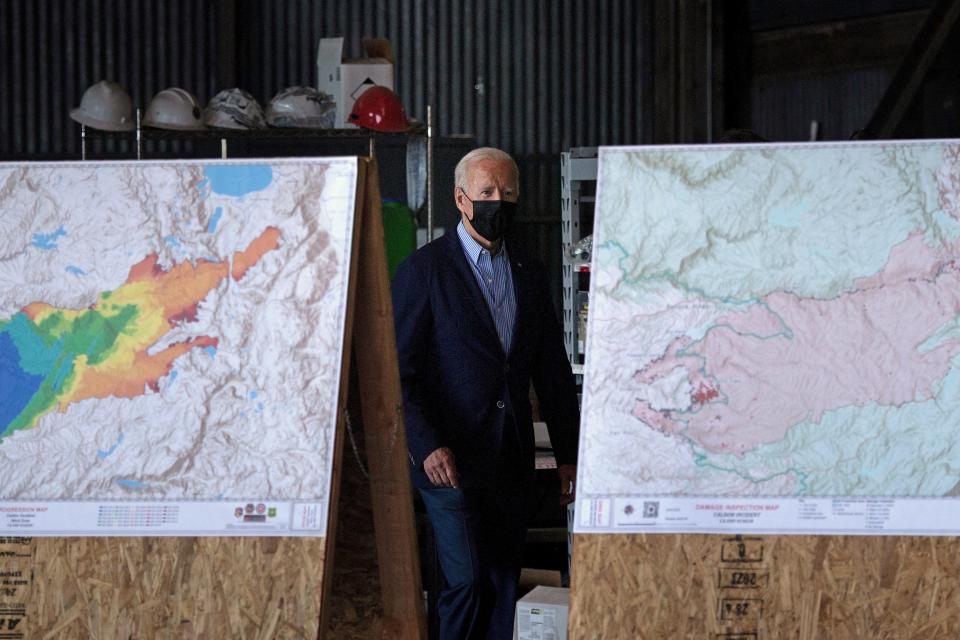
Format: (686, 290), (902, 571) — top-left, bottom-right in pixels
(0, 158), (425, 639)
(570, 533), (960, 638)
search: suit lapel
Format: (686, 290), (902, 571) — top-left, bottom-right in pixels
(442, 231), (501, 346)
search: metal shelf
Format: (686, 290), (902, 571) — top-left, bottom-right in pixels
(78, 108), (457, 242)
(82, 124), (427, 142)
(560, 147), (598, 375)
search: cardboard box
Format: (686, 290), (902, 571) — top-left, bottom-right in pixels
(519, 568), (563, 592)
(316, 37), (395, 128)
(514, 586), (569, 640)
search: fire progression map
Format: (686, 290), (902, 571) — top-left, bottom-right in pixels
(0, 158), (357, 535)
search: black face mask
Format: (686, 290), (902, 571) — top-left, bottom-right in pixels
(461, 189), (518, 242)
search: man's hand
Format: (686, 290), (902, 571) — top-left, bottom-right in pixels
(558, 464), (577, 506)
(424, 447), (460, 488)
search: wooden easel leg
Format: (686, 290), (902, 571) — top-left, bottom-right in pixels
(347, 157), (427, 639)
(317, 159), (369, 639)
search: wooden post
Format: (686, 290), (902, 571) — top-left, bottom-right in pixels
(347, 157), (428, 639)
(866, 0), (960, 138)
(317, 158), (371, 637)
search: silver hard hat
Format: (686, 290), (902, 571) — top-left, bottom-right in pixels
(265, 86), (335, 129)
(69, 80), (135, 132)
(143, 88), (205, 131)
(203, 88), (265, 130)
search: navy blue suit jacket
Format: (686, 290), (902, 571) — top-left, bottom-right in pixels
(392, 230), (580, 490)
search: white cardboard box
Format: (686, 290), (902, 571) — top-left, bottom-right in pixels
(514, 586), (569, 640)
(316, 37), (394, 128)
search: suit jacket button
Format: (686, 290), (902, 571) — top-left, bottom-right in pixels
(496, 400), (505, 409)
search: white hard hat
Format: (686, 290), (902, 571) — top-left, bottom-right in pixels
(69, 80), (135, 131)
(143, 88), (205, 131)
(265, 86), (335, 129)
(203, 88), (265, 130)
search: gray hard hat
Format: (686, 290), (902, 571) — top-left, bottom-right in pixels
(204, 88), (265, 130)
(143, 88), (205, 131)
(69, 80), (135, 131)
(265, 86), (335, 129)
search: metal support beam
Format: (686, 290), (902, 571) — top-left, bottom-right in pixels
(651, 0), (726, 143)
(867, 0), (960, 138)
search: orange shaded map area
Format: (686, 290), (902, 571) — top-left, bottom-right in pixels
(233, 226), (281, 281)
(69, 226), (282, 404)
(2, 226), (282, 435)
(70, 336), (220, 401)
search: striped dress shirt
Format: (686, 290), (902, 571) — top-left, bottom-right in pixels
(456, 221), (516, 353)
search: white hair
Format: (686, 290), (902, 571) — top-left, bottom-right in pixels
(454, 147), (519, 190)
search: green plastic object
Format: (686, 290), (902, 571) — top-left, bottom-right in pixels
(381, 199), (417, 280)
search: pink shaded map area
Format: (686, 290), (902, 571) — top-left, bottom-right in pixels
(938, 145), (960, 221)
(633, 228), (960, 456)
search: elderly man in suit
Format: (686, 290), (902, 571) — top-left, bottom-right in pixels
(392, 147), (580, 639)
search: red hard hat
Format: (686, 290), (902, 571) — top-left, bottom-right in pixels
(348, 86), (410, 132)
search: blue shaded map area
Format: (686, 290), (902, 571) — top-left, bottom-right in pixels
(49, 357), (73, 392)
(0, 331), (45, 435)
(203, 165), (273, 197)
(97, 433), (125, 460)
(31, 226), (67, 250)
(115, 479), (150, 489)
(65, 265), (87, 276)
(768, 202), (809, 229)
(207, 207), (224, 233)
(4, 312), (61, 376)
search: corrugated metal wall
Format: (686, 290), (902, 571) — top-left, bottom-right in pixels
(0, 0), (651, 300)
(231, 0), (652, 297)
(0, 1), (650, 165)
(0, 0), (225, 159)
(750, 69), (894, 141)
(234, 0), (650, 152)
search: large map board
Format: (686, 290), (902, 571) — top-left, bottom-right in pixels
(0, 158), (357, 536)
(575, 140), (960, 535)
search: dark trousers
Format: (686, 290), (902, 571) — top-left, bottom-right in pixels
(419, 454), (528, 639)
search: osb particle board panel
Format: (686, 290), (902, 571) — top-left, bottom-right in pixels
(10, 537), (323, 639)
(570, 533), (960, 640)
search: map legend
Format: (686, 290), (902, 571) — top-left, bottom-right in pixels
(96, 505), (180, 528)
